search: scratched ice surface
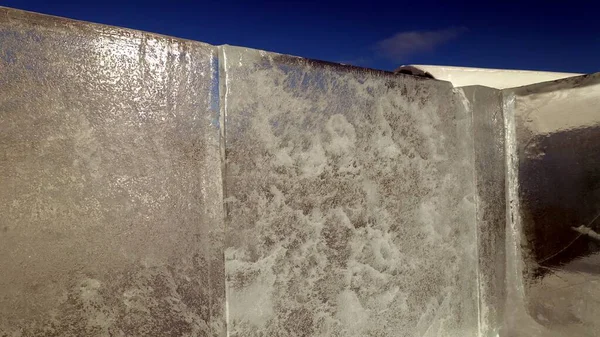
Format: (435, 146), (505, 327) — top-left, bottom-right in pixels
(0, 8), (225, 336)
(503, 74), (600, 337)
(221, 46), (480, 337)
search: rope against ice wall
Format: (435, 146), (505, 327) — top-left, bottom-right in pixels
(538, 210), (600, 264)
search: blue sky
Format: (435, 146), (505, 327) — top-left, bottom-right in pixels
(2, 0), (599, 73)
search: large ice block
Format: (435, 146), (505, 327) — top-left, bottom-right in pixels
(221, 46), (479, 337)
(6, 6), (600, 337)
(0, 8), (225, 336)
(462, 86), (507, 337)
(503, 74), (600, 336)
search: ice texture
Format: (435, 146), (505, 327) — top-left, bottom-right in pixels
(0, 8), (225, 336)
(221, 46), (479, 337)
(3, 6), (600, 337)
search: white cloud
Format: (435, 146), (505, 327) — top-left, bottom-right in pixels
(375, 27), (467, 61)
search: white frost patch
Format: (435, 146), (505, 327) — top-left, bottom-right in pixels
(362, 179), (380, 207)
(298, 142), (327, 177)
(419, 198), (445, 243)
(416, 294), (452, 337)
(226, 251), (279, 330)
(274, 147), (294, 168)
(78, 278), (101, 301)
(269, 185), (285, 208)
(373, 286), (400, 311)
(336, 289), (368, 333)
(325, 114), (356, 155)
(228, 278), (274, 327)
(365, 227), (400, 273)
(374, 130), (400, 158)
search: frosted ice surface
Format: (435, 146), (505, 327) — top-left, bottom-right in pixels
(5, 6), (600, 337)
(221, 46), (479, 337)
(0, 8), (225, 336)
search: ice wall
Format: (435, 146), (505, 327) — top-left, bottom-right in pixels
(503, 73), (600, 337)
(2, 6), (600, 337)
(0, 8), (226, 336)
(221, 46), (478, 337)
